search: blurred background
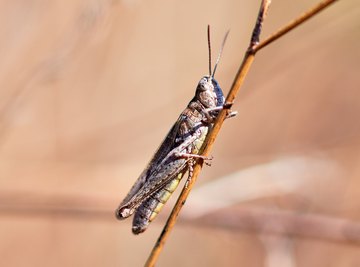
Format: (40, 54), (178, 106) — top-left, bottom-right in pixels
(0, 0), (359, 266)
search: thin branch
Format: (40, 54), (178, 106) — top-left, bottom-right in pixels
(254, 0), (339, 52)
(145, 1), (270, 266)
(250, 0), (271, 48)
(145, 0), (340, 265)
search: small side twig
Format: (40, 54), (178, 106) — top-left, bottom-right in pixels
(145, 0), (339, 266)
(254, 0), (339, 52)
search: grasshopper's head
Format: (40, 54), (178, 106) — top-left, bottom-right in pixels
(196, 75), (224, 108)
(196, 26), (228, 109)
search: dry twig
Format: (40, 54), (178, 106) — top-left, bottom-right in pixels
(145, 0), (339, 266)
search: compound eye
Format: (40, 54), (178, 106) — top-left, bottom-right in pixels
(197, 76), (214, 92)
(200, 77), (208, 85)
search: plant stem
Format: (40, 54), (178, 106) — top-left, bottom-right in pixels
(145, 0), (339, 266)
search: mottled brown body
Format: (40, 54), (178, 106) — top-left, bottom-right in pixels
(115, 76), (227, 234)
(115, 27), (233, 234)
(131, 107), (210, 234)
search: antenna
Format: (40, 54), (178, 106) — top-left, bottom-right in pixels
(207, 25), (212, 77)
(212, 30), (229, 77)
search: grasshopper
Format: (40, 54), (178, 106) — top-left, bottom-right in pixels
(116, 27), (236, 234)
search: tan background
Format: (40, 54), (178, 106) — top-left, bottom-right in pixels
(0, 0), (359, 266)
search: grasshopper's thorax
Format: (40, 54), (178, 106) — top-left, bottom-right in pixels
(178, 75), (225, 136)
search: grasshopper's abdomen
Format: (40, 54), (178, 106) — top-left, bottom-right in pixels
(132, 126), (209, 234)
(132, 169), (185, 234)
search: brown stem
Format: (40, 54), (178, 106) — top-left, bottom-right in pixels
(145, 0), (340, 265)
(145, 1), (270, 266)
(254, 0), (339, 53)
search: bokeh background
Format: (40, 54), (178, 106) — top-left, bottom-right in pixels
(0, 0), (359, 266)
